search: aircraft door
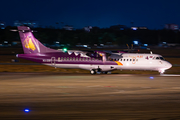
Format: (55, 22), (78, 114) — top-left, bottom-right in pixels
(132, 57), (136, 64)
(51, 57), (56, 67)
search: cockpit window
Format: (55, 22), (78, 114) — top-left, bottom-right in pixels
(156, 57), (160, 60)
(160, 57), (165, 60)
(154, 57), (165, 60)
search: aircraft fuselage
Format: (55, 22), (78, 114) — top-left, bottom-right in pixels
(17, 52), (172, 74)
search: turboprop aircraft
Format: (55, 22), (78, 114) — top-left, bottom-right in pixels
(16, 26), (172, 74)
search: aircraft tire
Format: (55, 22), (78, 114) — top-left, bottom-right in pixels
(104, 71), (108, 74)
(90, 70), (96, 75)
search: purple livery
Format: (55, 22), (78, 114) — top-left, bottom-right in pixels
(17, 26), (172, 74)
(16, 26), (123, 74)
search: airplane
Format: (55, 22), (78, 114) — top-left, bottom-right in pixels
(16, 26), (172, 74)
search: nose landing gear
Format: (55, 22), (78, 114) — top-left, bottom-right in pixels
(159, 69), (165, 74)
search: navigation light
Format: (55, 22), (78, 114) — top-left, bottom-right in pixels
(63, 48), (67, 52)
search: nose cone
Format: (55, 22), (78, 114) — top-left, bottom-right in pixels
(166, 62), (172, 69)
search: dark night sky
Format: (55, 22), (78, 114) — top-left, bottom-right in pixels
(1, 0), (180, 29)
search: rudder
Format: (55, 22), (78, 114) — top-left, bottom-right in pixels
(18, 26), (58, 54)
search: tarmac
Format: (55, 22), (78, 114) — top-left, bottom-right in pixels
(0, 73), (180, 120)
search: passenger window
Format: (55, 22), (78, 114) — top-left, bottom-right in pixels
(124, 59), (126, 61)
(127, 59), (128, 61)
(130, 59), (132, 61)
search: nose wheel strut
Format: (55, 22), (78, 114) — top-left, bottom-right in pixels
(159, 69), (165, 74)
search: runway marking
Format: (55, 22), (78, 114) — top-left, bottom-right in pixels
(107, 74), (135, 76)
(160, 74), (180, 76)
(141, 87), (152, 89)
(62, 93), (70, 95)
(99, 90), (125, 95)
(87, 85), (102, 88)
(171, 87), (180, 89)
(57, 86), (75, 88)
(104, 86), (117, 88)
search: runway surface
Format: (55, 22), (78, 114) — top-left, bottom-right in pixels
(0, 73), (180, 120)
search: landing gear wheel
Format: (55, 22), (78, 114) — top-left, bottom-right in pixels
(159, 69), (165, 74)
(104, 71), (111, 74)
(104, 71), (108, 74)
(90, 70), (96, 75)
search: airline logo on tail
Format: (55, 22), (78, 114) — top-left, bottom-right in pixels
(24, 36), (36, 51)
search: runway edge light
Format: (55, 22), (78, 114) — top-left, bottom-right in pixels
(24, 108), (30, 113)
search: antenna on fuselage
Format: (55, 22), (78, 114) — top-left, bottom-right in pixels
(150, 51), (153, 54)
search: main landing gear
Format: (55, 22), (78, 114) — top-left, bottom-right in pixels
(90, 69), (96, 75)
(104, 71), (108, 74)
(90, 69), (111, 75)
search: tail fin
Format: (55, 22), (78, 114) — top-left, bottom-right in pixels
(18, 26), (58, 54)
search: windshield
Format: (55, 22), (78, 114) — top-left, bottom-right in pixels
(159, 57), (165, 60)
(154, 57), (165, 60)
